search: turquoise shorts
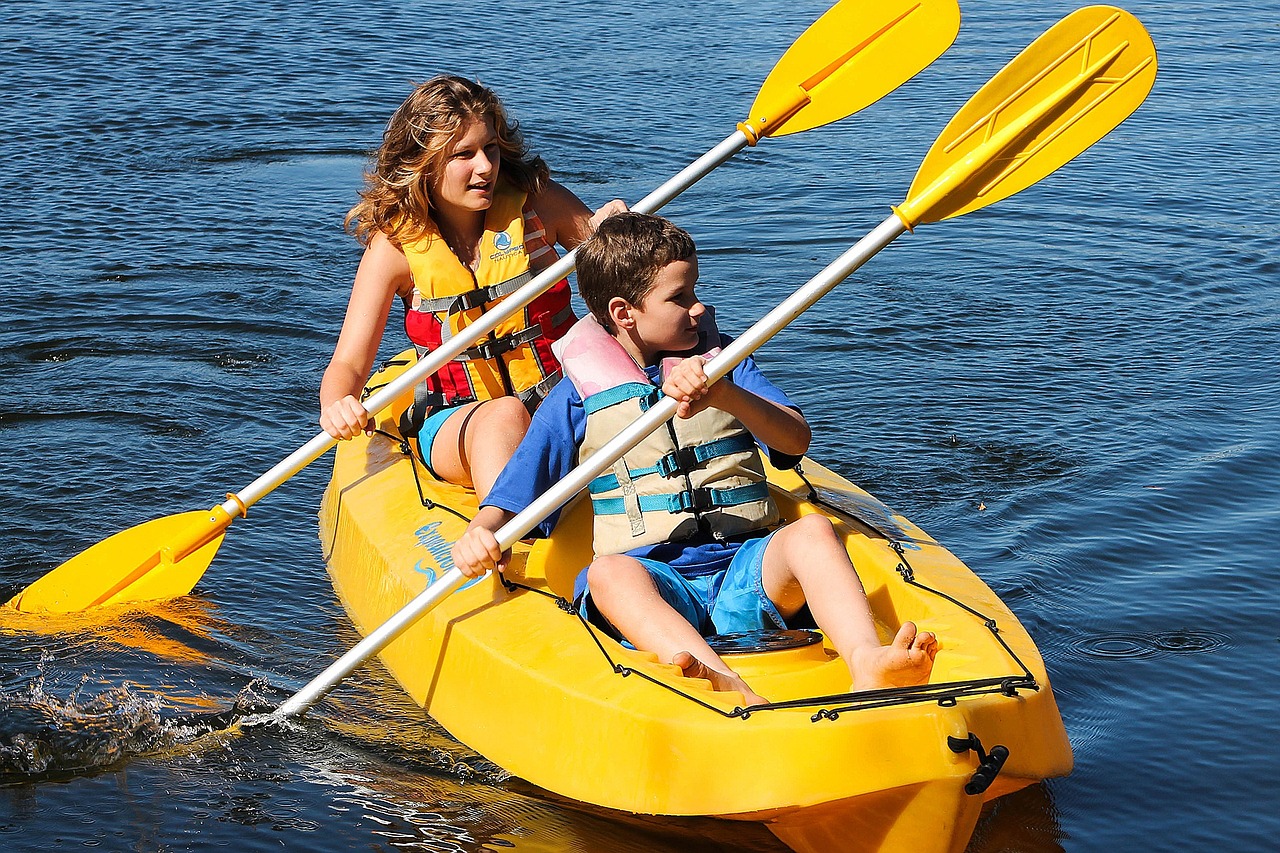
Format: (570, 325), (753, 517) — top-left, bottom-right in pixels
(416, 404), (463, 478)
(579, 531), (788, 639)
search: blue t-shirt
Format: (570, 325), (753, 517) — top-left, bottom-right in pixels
(483, 335), (803, 585)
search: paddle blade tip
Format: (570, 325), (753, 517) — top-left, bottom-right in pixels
(900, 5), (1157, 226)
(744, 0), (961, 140)
(6, 510), (228, 612)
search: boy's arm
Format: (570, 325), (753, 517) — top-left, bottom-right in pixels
(662, 356), (811, 456)
(450, 380), (585, 577)
(452, 506), (517, 578)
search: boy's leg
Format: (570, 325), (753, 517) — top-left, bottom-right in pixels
(759, 515), (938, 690)
(587, 554), (768, 705)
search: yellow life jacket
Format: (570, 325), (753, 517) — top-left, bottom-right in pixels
(400, 182), (573, 411)
(553, 315), (778, 557)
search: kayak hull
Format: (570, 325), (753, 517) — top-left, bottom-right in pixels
(319, 355), (1072, 852)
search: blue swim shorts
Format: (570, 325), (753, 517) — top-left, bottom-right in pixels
(579, 531), (789, 639)
(416, 404), (463, 478)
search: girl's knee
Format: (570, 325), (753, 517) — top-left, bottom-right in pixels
(482, 395), (531, 429)
(463, 397), (531, 464)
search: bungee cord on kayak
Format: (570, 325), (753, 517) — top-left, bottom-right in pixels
(489, 527), (1040, 723)
(340, 392), (1042, 726)
(323, 409), (1044, 726)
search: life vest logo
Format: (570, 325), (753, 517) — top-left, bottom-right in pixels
(489, 229), (521, 261)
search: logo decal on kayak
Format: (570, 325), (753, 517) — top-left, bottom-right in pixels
(412, 521), (482, 590)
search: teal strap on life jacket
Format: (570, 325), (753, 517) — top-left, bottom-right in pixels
(592, 482), (771, 516)
(588, 433), (758, 494)
(654, 433), (756, 477)
(582, 382), (659, 416)
(588, 461), (662, 494)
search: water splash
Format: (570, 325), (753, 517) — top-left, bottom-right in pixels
(0, 664), (269, 783)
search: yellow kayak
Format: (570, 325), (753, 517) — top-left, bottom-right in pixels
(319, 351), (1072, 853)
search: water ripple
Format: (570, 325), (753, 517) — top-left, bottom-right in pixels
(1069, 629), (1230, 661)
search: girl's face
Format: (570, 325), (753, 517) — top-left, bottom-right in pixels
(431, 115), (501, 215)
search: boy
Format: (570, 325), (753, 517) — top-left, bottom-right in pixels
(452, 213), (937, 704)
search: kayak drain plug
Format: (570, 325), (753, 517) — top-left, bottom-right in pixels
(948, 733), (1010, 795)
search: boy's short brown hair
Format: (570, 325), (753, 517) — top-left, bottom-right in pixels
(576, 213), (696, 330)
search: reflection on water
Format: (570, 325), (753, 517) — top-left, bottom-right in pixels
(0, 597), (235, 668)
(968, 785), (1065, 853)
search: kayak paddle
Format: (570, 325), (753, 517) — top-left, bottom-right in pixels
(6, 0), (961, 613)
(275, 5), (1156, 719)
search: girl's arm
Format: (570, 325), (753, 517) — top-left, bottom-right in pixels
(319, 232), (413, 439)
(534, 179), (627, 249)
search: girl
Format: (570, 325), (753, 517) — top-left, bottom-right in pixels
(320, 75), (623, 499)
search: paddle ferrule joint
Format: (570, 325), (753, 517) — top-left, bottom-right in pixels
(889, 204), (917, 233)
(735, 121), (761, 146)
(224, 491), (249, 518)
(739, 85), (811, 144)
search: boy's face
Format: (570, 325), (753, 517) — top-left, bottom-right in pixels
(628, 257), (705, 359)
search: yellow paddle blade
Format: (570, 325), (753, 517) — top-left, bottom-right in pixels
(743, 0), (961, 140)
(896, 5), (1157, 227)
(5, 508), (230, 613)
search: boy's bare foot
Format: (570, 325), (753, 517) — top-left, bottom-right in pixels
(849, 621), (939, 691)
(671, 651), (769, 706)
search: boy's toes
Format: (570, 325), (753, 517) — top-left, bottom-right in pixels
(912, 630), (940, 661)
(892, 621), (920, 650)
(672, 650), (708, 680)
(671, 651), (768, 706)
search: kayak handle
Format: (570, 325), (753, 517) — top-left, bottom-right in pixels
(948, 733), (1010, 795)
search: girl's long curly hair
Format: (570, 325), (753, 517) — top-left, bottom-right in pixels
(345, 75), (550, 247)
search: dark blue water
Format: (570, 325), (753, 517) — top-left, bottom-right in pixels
(2, 0), (1277, 849)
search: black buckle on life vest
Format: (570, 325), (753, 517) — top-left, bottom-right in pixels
(476, 339), (505, 359)
(657, 446), (702, 478)
(681, 487), (715, 513)
(466, 336), (514, 360)
(456, 288), (491, 312)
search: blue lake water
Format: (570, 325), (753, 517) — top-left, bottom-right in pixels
(1, 0), (1277, 849)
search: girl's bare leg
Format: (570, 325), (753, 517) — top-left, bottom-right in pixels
(429, 396), (531, 501)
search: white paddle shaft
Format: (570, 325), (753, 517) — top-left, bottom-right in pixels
(276, 211), (908, 718)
